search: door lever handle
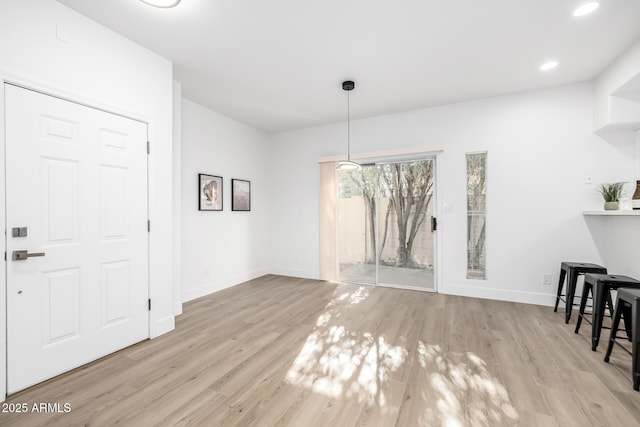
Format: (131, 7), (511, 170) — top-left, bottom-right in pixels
(12, 250), (45, 261)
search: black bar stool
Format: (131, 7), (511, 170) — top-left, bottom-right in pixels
(604, 288), (640, 391)
(575, 274), (640, 351)
(555, 262), (607, 323)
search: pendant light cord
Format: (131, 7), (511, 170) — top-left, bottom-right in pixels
(347, 89), (351, 162)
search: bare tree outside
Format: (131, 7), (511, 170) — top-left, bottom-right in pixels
(339, 160), (434, 269)
(378, 161), (433, 268)
(466, 152), (487, 279)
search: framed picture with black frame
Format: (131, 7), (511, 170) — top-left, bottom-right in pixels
(198, 174), (223, 211)
(231, 179), (251, 211)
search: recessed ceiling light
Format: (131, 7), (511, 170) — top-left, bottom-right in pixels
(573, 2), (599, 17)
(140, 0), (181, 8)
(540, 61), (559, 71)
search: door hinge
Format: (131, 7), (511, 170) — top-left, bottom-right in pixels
(147, 220), (151, 232)
(147, 141), (150, 154)
(148, 299), (151, 311)
(4, 252), (5, 261)
(431, 217), (437, 232)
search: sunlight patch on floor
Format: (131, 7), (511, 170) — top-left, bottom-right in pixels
(286, 284), (519, 425)
(287, 330), (407, 405)
(286, 286), (406, 407)
(417, 341), (519, 426)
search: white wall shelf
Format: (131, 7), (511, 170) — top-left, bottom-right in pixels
(583, 210), (640, 216)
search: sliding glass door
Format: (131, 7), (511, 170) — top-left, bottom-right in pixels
(337, 158), (436, 291)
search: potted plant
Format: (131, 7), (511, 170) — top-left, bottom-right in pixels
(599, 182), (625, 210)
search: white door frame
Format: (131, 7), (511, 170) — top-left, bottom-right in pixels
(0, 73), (156, 400)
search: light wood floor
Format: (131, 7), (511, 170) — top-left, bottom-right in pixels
(1, 275), (639, 426)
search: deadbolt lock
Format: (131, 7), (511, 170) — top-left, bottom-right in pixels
(11, 227), (27, 237)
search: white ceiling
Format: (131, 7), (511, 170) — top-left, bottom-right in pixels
(57, 0), (640, 133)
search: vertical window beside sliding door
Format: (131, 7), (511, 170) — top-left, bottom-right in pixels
(466, 152), (487, 279)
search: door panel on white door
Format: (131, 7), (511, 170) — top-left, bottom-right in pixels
(101, 165), (128, 239)
(100, 128), (127, 151)
(43, 268), (81, 345)
(5, 84), (149, 394)
(102, 261), (130, 327)
(42, 116), (77, 142)
(43, 159), (78, 243)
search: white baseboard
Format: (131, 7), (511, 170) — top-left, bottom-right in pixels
(183, 270), (559, 308)
(150, 314), (175, 339)
(440, 283), (557, 307)
(181, 267), (270, 303)
(268, 267), (318, 280)
(173, 300), (183, 316)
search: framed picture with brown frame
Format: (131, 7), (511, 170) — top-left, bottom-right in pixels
(231, 179), (251, 211)
(199, 174), (223, 211)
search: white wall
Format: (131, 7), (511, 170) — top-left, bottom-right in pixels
(268, 82), (635, 305)
(181, 99), (269, 302)
(0, 0), (175, 399)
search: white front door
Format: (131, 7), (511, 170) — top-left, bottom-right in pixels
(5, 84), (149, 393)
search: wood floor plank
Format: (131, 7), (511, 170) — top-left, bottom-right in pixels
(488, 329), (552, 416)
(274, 390), (332, 427)
(241, 384), (306, 427)
(514, 410), (559, 427)
(354, 379), (405, 427)
(537, 386), (595, 427)
(610, 390), (640, 424)
(1, 275), (639, 427)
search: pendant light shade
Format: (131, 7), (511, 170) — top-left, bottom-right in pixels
(336, 160), (361, 170)
(337, 80), (361, 171)
(140, 0), (181, 8)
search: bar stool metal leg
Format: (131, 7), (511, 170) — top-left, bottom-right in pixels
(565, 270), (576, 324)
(604, 296), (624, 363)
(575, 281), (591, 333)
(593, 282), (609, 351)
(632, 298), (640, 391)
(555, 268), (566, 313)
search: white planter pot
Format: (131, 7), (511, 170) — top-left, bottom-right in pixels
(604, 201), (620, 211)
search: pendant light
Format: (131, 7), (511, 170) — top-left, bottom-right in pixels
(140, 0), (181, 8)
(336, 80), (361, 171)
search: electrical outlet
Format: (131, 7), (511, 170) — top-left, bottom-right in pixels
(542, 274), (552, 286)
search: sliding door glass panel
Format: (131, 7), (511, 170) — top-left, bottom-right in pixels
(377, 160), (435, 290)
(337, 165), (378, 285)
(337, 158), (436, 291)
